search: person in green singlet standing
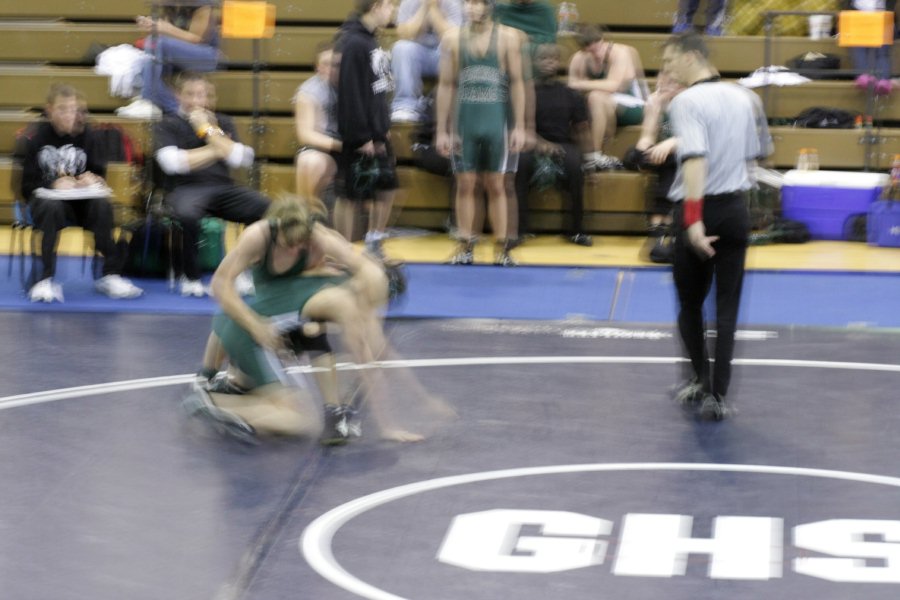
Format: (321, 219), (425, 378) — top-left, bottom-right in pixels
(436, 0), (526, 266)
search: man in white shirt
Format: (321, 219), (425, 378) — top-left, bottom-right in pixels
(662, 32), (771, 421)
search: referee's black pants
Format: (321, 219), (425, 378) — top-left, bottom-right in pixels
(673, 192), (750, 399)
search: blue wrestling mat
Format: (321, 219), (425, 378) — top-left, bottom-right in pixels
(2, 256), (900, 328)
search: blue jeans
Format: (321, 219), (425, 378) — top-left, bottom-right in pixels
(673, 0), (728, 35)
(851, 46), (893, 80)
(142, 36), (220, 113)
(390, 40), (441, 115)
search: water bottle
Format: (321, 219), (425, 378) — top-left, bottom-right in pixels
(796, 148), (809, 171)
(806, 147), (819, 171)
(557, 2), (571, 35)
(568, 2), (579, 31)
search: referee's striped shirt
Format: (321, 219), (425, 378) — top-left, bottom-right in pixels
(666, 80), (773, 201)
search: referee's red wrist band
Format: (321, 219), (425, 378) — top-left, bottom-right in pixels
(683, 198), (703, 229)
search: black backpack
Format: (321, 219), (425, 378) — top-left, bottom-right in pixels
(793, 107), (857, 129)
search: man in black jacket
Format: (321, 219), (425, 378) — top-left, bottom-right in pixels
(335, 0), (398, 258)
(154, 72), (270, 297)
(20, 83), (143, 302)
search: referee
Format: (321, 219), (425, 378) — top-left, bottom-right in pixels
(661, 33), (772, 420)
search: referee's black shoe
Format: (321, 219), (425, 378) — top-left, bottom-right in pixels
(672, 377), (703, 408)
(698, 393), (728, 421)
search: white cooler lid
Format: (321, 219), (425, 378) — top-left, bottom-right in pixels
(783, 170), (889, 189)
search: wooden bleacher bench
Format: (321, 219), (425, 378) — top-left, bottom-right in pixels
(3, 106), (898, 173)
(3, 18), (893, 76)
(256, 162), (651, 234)
(0, 0), (687, 28)
(2, 1), (898, 236)
(0, 66), (312, 113)
(3, 59), (900, 125)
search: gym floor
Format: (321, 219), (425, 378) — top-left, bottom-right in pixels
(2, 307), (899, 599)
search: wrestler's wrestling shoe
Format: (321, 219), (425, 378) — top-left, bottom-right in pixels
(207, 372), (248, 395)
(183, 378), (257, 444)
(321, 404), (362, 446)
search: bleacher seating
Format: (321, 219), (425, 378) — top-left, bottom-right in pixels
(1, 0), (897, 235)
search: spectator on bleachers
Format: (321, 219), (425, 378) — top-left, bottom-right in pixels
(672, 0), (729, 36)
(118, 0), (221, 118)
(335, 0), (398, 257)
(624, 72), (685, 263)
(154, 72), (269, 297)
(567, 25), (646, 172)
(293, 42), (343, 215)
(436, 0), (526, 266)
(845, 0), (897, 96)
(391, 0), (464, 123)
(20, 83), (144, 303)
(514, 43), (592, 247)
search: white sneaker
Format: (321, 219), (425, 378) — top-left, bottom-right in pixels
(115, 98), (162, 120)
(28, 277), (64, 303)
(234, 271), (256, 296)
(95, 274), (143, 299)
(390, 108), (420, 123)
(180, 277), (207, 297)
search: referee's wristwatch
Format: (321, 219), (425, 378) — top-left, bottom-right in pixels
(196, 124), (225, 139)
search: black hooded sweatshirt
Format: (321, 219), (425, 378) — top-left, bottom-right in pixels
(20, 121), (107, 200)
(336, 15), (394, 151)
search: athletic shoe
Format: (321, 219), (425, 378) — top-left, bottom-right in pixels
(183, 381), (257, 444)
(593, 152), (625, 171)
(234, 270), (255, 296)
(28, 277), (64, 303)
(180, 277), (207, 297)
(449, 246), (474, 265)
(115, 98), (162, 120)
(365, 238), (386, 261)
(569, 233), (594, 247)
(672, 19), (693, 34)
(95, 274), (143, 299)
(672, 377), (703, 408)
(390, 108), (421, 123)
(207, 372), (248, 395)
(494, 251), (518, 267)
(698, 393), (728, 421)
(321, 404), (362, 446)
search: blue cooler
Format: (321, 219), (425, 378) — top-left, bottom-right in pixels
(781, 170), (888, 240)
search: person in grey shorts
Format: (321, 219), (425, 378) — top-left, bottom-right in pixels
(293, 42), (344, 218)
(662, 32), (772, 420)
